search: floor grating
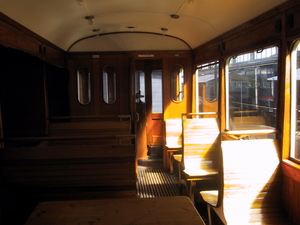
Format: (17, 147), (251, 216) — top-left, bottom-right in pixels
(136, 165), (210, 224)
(137, 166), (180, 198)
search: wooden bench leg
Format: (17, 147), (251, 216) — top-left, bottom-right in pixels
(189, 180), (197, 204)
(207, 204), (212, 225)
(169, 151), (174, 174)
(178, 163), (182, 188)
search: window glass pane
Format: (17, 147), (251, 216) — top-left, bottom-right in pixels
(227, 47), (278, 134)
(152, 70), (163, 113)
(77, 66), (91, 105)
(291, 41), (300, 161)
(135, 71), (145, 103)
(171, 64), (184, 102)
(196, 61), (219, 112)
(103, 65), (116, 104)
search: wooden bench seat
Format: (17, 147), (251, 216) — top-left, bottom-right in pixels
(0, 144), (136, 202)
(164, 119), (182, 174)
(47, 115), (132, 146)
(200, 139), (293, 225)
(180, 114), (220, 203)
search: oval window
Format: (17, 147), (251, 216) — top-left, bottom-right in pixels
(171, 64), (184, 102)
(77, 66), (91, 105)
(103, 65), (116, 104)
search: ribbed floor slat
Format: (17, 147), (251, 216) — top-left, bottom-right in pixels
(137, 167), (180, 198)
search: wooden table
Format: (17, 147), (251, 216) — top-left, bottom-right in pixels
(24, 196), (205, 225)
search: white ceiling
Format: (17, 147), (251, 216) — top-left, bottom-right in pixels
(0, 0), (288, 52)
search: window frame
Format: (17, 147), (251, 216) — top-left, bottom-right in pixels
(290, 40), (300, 164)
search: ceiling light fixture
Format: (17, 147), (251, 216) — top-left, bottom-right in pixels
(85, 15), (94, 25)
(77, 0), (84, 5)
(161, 27), (168, 35)
(93, 29), (100, 36)
(170, 14), (179, 19)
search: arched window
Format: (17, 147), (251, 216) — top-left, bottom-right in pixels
(103, 65), (116, 104)
(171, 64), (184, 102)
(77, 66), (91, 105)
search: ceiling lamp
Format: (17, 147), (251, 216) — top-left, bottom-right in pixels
(171, 14), (179, 19)
(85, 15), (94, 25)
(161, 27), (168, 35)
(93, 29), (100, 36)
(77, 0), (84, 5)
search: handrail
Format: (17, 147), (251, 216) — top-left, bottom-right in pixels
(182, 112), (219, 116)
(222, 129), (277, 139)
(48, 115), (131, 122)
(0, 134), (136, 142)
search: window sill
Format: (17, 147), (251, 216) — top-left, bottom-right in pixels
(282, 159), (300, 183)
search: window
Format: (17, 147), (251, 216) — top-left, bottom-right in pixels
(291, 41), (300, 162)
(135, 71), (145, 103)
(171, 64), (184, 102)
(152, 70), (163, 113)
(103, 65), (116, 104)
(227, 47), (278, 133)
(77, 66), (91, 105)
(196, 61), (219, 112)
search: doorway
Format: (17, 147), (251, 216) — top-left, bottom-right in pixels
(134, 59), (164, 161)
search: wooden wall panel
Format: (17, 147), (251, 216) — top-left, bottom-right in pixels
(0, 13), (66, 67)
(67, 53), (131, 117)
(223, 15), (281, 56)
(44, 44), (66, 68)
(283, 175), (300, 225)
(0, 19), (41, 58)
(68, 55), (95, 117)
(194, 42), (220, 64)
(286, 4), (300, 39)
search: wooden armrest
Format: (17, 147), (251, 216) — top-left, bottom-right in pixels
(200, 190), (218, 207)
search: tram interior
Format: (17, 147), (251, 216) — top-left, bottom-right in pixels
(1, 0), (300, 225)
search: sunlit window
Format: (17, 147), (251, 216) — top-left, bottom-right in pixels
(226, 47), (278, 135)
(196, 61), (219, 113)
(291, 41), (300, 162)
(171, 64), (184, 102)
(103, 65), (116, 104)
(77, 66), (91, 105)
(152, 70), (163, 113)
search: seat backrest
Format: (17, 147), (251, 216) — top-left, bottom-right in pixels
(182, 117), (221, 172)
(220, 139), (282, 224)
(165, 119), (182, 148)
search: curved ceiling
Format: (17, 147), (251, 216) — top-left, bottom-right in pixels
(0, 0), (288, 52)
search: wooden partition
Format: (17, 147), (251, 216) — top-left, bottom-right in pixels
(0, 144), (136, 202)
(0, 115), (136, 204)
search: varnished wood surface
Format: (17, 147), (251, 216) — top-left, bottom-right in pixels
(164, 119), (182, 173)
(200, 139), (293, 225)
(181, 116), (220, 203)
(24, 196), (205, 225)
(0, 145), (137, 201)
